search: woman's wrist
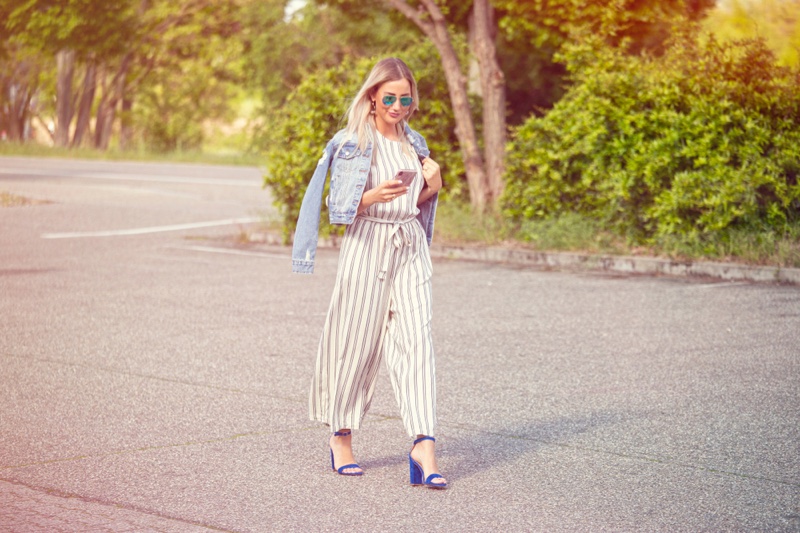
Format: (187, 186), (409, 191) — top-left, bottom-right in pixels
(358, 189), (375, 214)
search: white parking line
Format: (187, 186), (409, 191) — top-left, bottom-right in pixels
(41, 217), (260, 239)
(178, 245), (289, 259)
(0, 167), (259, 187)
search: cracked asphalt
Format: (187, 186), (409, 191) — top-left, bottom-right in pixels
(1, 157), (798, 532)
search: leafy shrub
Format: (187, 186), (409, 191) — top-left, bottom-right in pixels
(502, 28), (800, 247)
(263, 41), (466, 242)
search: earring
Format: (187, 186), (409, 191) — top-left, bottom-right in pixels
(370, 100), (376, 115)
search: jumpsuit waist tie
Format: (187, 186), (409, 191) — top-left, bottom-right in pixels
(358, 214), (418, 280)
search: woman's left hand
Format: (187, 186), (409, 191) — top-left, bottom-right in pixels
(421, 157), (442, 193)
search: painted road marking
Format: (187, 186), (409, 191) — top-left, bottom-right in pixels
(42, 217), (260, 239)
(178, 245), (289, 259)
(0, 167), (258, 187)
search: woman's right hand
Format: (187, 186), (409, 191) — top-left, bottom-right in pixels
(359, 180), (408, 213)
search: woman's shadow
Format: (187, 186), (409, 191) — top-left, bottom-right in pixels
(364, 410), (625, 482)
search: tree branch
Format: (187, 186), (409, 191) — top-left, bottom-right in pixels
(383, 0), (434, 39)
(418, 0), (446, 24)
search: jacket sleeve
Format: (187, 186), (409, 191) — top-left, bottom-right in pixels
(291, 138), (335, 274)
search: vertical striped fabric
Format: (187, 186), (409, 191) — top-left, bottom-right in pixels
(309, 131), (437, 437)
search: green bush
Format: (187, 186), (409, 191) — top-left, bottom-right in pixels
(263, 42), (466, 242)
(502, 29), (800, 248)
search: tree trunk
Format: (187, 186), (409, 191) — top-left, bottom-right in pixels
(472, 0), (507, 206)
(119, 96), (134, 150)
(3, 82), (31, 142)
(94, 54), (132, 150)
(72, 61), (97, 148)
(97, 105), (116, 150)
(55, 49), (76, 148)
(93, 64), (109, 148)
(14, 87), (33, 142)
(385, 0), (490, 212)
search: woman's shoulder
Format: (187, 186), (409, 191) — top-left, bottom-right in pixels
(403, 124), (425, 142)
(403, 124), (430, 156)
(326, 129), (359, 151)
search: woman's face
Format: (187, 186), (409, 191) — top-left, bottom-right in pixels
(372, 78), (412, 133)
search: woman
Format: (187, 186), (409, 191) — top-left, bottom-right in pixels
(292, 57), (447, 489)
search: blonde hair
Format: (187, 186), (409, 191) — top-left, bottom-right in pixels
(342, 57), (419, 156)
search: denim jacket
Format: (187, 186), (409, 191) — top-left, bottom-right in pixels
(292, 125), (437, 274)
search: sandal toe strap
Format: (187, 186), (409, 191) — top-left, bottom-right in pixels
(425, 473), (445, 484)
(337, 463), (361, 474)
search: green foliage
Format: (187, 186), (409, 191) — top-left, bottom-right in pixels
(494, 0), (716, 119)
(503, 29), (800, 247)
(263, 41), (465, 242)
(243, 1), (420, 153)
(133, 2), (244, 152)
(703, 0), (800, 67)
(1, 0), (138, 58)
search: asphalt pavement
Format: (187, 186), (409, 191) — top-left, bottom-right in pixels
(1, 156), (798, 532)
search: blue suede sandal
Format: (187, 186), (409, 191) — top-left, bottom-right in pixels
(330, 430), (363, 476)
(409, 436), (447, 489)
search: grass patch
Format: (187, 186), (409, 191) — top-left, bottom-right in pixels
(655, 224), (800, 268)
(0, 191), (51, 207)
(435, 205), (626, 253)
(433, 202), (512, 245)
(517, 213), (627, 255)
(0, 142), (263, 167)
(436, 202), (800, 267)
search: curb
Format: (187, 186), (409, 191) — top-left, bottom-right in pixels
(247, 231), (799, 285)
(429, 244), (800, 285)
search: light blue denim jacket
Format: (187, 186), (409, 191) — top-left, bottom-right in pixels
(292, 125), (437, 274)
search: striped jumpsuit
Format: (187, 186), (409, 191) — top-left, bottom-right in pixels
(309, 131), (436, 437)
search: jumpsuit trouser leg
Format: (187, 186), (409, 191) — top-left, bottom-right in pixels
(309, 217), (437, 437)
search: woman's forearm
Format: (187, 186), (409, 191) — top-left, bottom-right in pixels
(417, 185), (437, 206)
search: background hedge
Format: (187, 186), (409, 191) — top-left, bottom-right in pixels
(502, 29), (800, 249)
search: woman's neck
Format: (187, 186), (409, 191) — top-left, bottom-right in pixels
(374, 118), (400, 141)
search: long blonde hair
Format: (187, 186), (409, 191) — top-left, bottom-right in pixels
(342, 57), (419, 155)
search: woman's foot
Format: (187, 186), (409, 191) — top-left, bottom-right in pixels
(410, 435), (447, 488)
(329, 430), (363, 475)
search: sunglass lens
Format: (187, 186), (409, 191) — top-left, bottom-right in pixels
(381, 95), (414, 107)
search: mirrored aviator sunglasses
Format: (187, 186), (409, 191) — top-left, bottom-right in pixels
(382, 95), (414, 107)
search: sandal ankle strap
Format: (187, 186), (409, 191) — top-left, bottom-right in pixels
(333, 430), (352, 437)
(413, 435), (435, 445)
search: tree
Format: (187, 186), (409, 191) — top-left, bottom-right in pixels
(385, 0), (500, 211)
(324, 0), (718, 211)
(1, 0), (137, 146)
(0, 40), (46, 142)
(128, 0), (245, 152)
(241, 0), (419, 153)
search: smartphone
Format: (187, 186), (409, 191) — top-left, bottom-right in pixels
(394, 169), (416, 187)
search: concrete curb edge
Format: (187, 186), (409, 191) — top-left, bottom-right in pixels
(429, 244), (800, 285)
(248, 231), (799, 285)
